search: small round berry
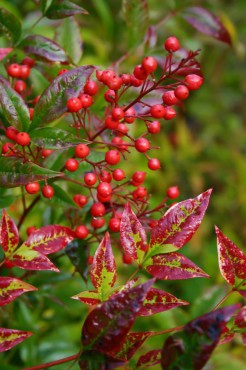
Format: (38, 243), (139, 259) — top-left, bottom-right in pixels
(185, 74), (203, 90)
(22, 57), (35, 68)
(19, 65), (30, 79)
(96, 69), (103, 81)
(5, 126), (18, 141)
(75, 144), (90, 158)
(148, 158), (161, 170)
(99, 170), (112, 183)
(162, 90), (178, 106)
(130, 75), (143, 87)
(105, 150), (121, 165)
(58, 69), (68, 76)
(133, 64), (148, 80)
(7, 63), (21, 78)
(91, 217), (105, 229)
(166, 185), (180, 199)
(147, 120), (161, 134)
(14, 80), (26, 93)
(41, 149), (53, 158)
(66, 97), (82, 112)
(79, 93), (93, 108)
(84, 79), (98, 95)
(123, 254), (134, 264)
(87, 255), (93, 264)
(113, 168), (125, 181)
(73, 194), (88, 207)
(97, 182), (112, 197)
(42, 185), (55, 199)
(112, 107), (124, 121)
(2, 142), (15, 156)
(104, 89), (116, 103)
(91, 202), (106, 217)
(142, 56), (158, 73)
(25, 182), (40, 194)
(84, 172), (97, 186)
(75, 225), (89, 239)
(117, 123), (128, 136)
(174, 85), (189, 100)
(121, 73), (131, 85)
(97, 193), (111, 203)
(164, 36), (180, 52)
(16, 132), (30, 146)
(65, 158), (79, 172)
(124, 107), (136, 124)
(135, 137), (150, 153)
(132, 171), (146, 184)
(26, 226), (37, 236)
(29, 108), (34, 120)
(105, 116), (119, 130)
(107, 75), (123, 90)
(108, 217), (121, 232)
(101, 69), (116, 84)
(164, 106), (176, 120)
(133, 186), (147, 199)
(150, 104), (165, 118)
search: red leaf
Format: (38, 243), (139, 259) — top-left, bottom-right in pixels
(0, 210), (19, 256)
(219, 326), (235, 345)
(82, 279), (154, 353)
(138, 287), (188, 316)
(136, 349), (161, 368)
(110, 278), (140, 299)
(149, 189), (212, 253)
(234, 306), (246, 343)
(90, 232), (116, 295)
(22, 225), (75, 255)
(182, 6), (232, 45)
(215, 226), (246, 286)
(120, 203), (148, 263)
(10, 247), (59, 272)
(0, 277), (37, 306)
(0, 328), (32, 352)
(71, 290), (101, 305)
(0, 48), (13, 61)
(144, 252), (209, 280)
(108, 331), (152, 361)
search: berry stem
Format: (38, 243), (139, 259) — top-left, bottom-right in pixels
(22, 352), (80, 370)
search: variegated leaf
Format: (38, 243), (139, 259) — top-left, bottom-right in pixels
(10, 247), (59, 272)
(0, 277), (37, 306)
(0, 328), (32, 352)
(71, 290), (101, 305)
(136, 349), (161, 368)
(0, 209), (19, 256)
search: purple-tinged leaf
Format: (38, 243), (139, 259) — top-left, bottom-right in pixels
(1, 209), (19, 256)
(215, 226), (246, 286)
(0, 48), (13, 61)
(144, 252), (209, 280)
(30, 127), (83, 149)
(0, 328), (32, 352)
(90, 232), (116, 296)
(120, 203), (148, 263)
(139, 287), (188, 316)
(161, 305), (239, 370)
(82, 279), (154, 352)
(45, 0), (88, 19)
(108, 331), (152, 361)
(20, 35), (68, 62)
(182, 6), (232, 45)
(0, 8), (21, 44)
(219, 326), (234, 345)
(21, 225), (75, 255)
(10, 247), (59, 272)
(0, 277), (37, 306)
(110, 278), (140, 299)
(234, 306), (246, 345)
(0, 157), (63, 188)
(30, 65), (95, 130)
(0, 81), (31, 131)
(137, 349), (161, 368)
(149, 189), (212, 253)
(71, 290), (101, 305)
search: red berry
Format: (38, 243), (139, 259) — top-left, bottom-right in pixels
(101, 69), (116, 84)
(7, 63), (21, 78)
(105, 116), (119, 130)
(33, 95), (40, 105)
(166, 185), (180, 199)
(65, 158), (79, 172)
(150, 104), (165, 118)
(29, 108), (34, 120)
(123, 254), (134, 264)
(26, 226), (37, 236)
(19, 65), (30, 79)
(96, 70), (103, 81)
(66, 97), (82, 112)
(107, 75), (122, 90)
(75, 225), (89, 239)
(121, 73), (131, 85)
(108, 217), (121, 232)
(84, 172), (97, 186)
(2, 142), (15, 156)
(133, 64), (148, 80)
(97, 193), (111, 203)
(58, 69), (68, 76)
(75, 144), (90, 158)
(73, 194), (88, 207)
(91, 202), (106, 217)
(16, 132), (30, 146)
(6, 126), (18, 141)
(14, 80), (26, 93)
(22, 57), (35, 67)
(104, 89), (116, 103)
(112, 107), (124, 121)
(185, 74), (203, 90)
(41, 149), (53, 157)
(117, 123), (128, 136)
(25, 182), (40, 194)
(148, 158), (160, 170)
(135, 137), (150, 152)
(113, 168), (125, 181)
(164, 106), (176, 120)
(124, 107), (136, 123)
(87, 255), (93, 264)
(84, 79), (98, 95)
(42, 185), (54, 199)
(132, 171), (146, 184)
(162, 90), (178, 106)
(79, 93), (93, 108)
(91, 217), (105, 229)
(164, 36), (180, 52)
(174, 85), (189, 100)
(147, 120), (161, 134)
(142, 56), (158, 73)
(130, 75), (143, 87)
(105, 150), (121, 165)
(99, 170), (112, 183)
(133, 186), (147, 199)
(97, 182), (112, 197)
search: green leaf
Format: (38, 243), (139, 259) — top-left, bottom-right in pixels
(51, 184), (75, 207)
(55, 17), (83, 64)
(145, 243), (179, 260)
(30, 127), (83, 149)
(29, 65), (95, 131)
(0, 81), (31, 131)
(66, 239), (90, 281)
(45, 0), (88, 19)
(0, 157), (63, 188)
(0, 195), (16, 209)
(0, 7), (21, 44)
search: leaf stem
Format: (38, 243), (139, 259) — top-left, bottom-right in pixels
(150, 325), (184, 337)
(23, 352), (80, 370)
(30, 15), (44, 30)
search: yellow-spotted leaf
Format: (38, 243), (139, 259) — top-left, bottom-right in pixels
(0, 209), (19, 257)
(10, 247), (59, 272)
(71, 290), (101, 305)
(0, 277), (37, 306)
(0, 328), (32, 352)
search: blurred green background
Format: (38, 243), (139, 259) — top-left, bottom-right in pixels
(0, 0), (246, 368)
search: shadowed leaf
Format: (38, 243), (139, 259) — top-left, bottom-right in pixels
(0, 209), (19, 256)
(0, 277), (37, 306)
(66, 239), (90, 281)
(79, 350), (126, 370)
(0, 328), (32, 352)
(30, 127), (83, 149)
(234, 306), (246, 345)
(137, 349), (161, 368)
(45, 0), (88, 19)
(0, 8), (21, 44)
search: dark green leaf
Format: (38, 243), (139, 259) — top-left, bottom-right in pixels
(0, 7), (21, 44)
(0, 81), (31, 131)
(30, 127), (83, 149)
(45, 0), (88, 19)
(29, 65), (95, 131)
(0, 157), (63, 188)
(66, 239), (90, 281)
(0, 195), (16, 209)
(51, 184), (75, 207)
(55, 17), (83, 64)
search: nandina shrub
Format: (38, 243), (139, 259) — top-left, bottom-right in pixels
(0, 1), (245, 369)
